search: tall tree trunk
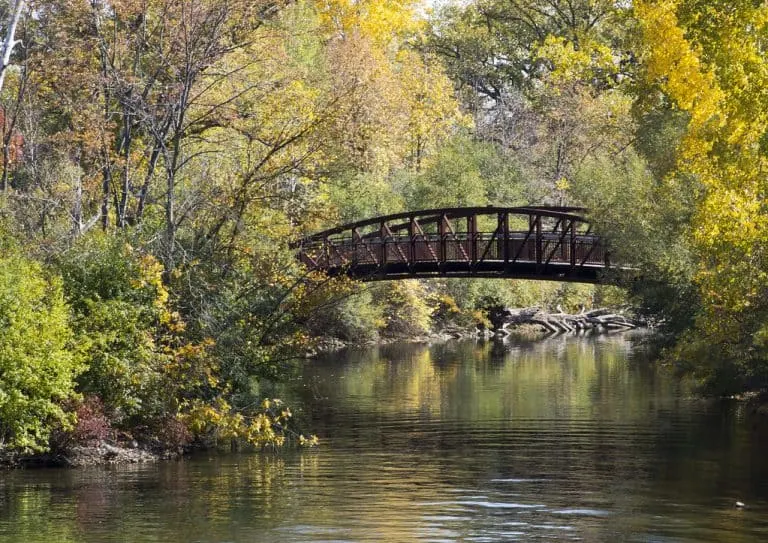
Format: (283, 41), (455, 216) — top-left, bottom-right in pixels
(93, 0), (114, 229)
(163, 70), (192, 272)
(117, 112), (132, 227)
(0, 6), (26, 192)
(136, 144), (161, 221)
(165, 160), (175, 263)
(73, 173), (83, 235)
(101, 157), (111, 230)
(1, 115), (9, 193)
(0, 0), (24, 94)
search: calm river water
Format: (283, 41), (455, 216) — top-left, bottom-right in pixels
(2, 335), (768, 542)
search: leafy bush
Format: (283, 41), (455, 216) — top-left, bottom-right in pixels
(56, 234), (170, 422)
(375, 281), (436, 337)
(0, 242), (82, 452)
(71, 396), (112, 446)
(305, 287), (385, 342)
(432, 293), (489, 329)
(182, 398), (313, 449)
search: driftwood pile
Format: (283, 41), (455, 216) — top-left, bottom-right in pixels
(492, 307), (638, 336)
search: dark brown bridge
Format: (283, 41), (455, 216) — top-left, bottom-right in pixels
(297, 206), (613, 283)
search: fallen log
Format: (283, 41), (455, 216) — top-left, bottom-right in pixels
(529, 318), (562, 334)
(494, 306), (639, 336)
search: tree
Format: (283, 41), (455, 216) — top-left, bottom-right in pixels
(401, 134), (523, 209)
(0, 0), (24, 94)
(636, 0), (768, 385)
(427, 0), (634, 202)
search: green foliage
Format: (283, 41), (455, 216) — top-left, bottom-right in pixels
(52, 231), (308, 450)
(634, 0), (768, 389)
(429, 0), (631, 99)
(428, 0), (634, 202)
(569, 151), (700, 334)
(375, 281), (436, 337)
(400, 135), (524, 209)
(544, 283), (597, 313)
(431, 292), (490, 329)
(633, 105), (690, 180)
(570, 151), (697, 271)
(170, 218), (312, 386)
(183, 397), (317, 450)
(0, 239), (82, 452)
(592, 285), (631, 309)
(3, 0), (767, 457)
(326, 171), (405, 223)
(57, 234), (164, 314)
(306, 287), (385, 342)
(441, 279), (587, 314)
(56, 234), (170, 422)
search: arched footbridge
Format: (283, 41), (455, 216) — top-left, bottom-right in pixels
(297, 206), (618, 283)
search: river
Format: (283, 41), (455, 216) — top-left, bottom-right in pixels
(2, 334), (768, 542)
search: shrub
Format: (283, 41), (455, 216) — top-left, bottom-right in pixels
(305, 287), (385, 342)
(375, 281), (435, 337)
(71, 396), (112, 446)
(0, 242), (82, 452)
(56, 234), (169, 422)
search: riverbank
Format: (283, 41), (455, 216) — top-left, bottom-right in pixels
(1, 309), (644, 470)
(0, 441), (168, 469)
(308, 306), (643, 356)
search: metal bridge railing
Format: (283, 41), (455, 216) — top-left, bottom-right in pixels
(296, 207), (612, 282)
(298, 233), (608, 270)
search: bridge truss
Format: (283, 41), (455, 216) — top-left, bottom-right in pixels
(297, 206), (611, 283)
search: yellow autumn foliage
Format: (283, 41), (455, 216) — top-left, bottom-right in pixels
(636, 0), (768, 345)
(534, 35), (615, 87)
(315, 0), (423, 45)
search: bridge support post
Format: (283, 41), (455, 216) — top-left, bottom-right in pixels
(570, 221), (576, 271)
(408, 217), (415, 268)
(561, 220), (569, 262)
(535, 214), (542, 271)
(500, 212), (509, 268)
(352, 227), (361, 269)
(379, 221), (387, 272)
(468, 214), (477, 263)
(438, 214), (446, 266)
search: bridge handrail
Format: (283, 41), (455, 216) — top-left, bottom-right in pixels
(298, 231), (600, 242)
(299, 206), (589, 243)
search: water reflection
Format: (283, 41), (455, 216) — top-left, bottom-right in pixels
(2, 335), (768, 542)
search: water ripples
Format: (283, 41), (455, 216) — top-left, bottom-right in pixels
(2, 337), (768, 542)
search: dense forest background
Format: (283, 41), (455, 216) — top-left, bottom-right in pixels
(0, 0), (766, 454)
